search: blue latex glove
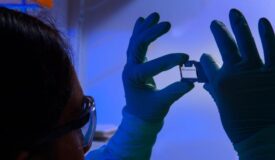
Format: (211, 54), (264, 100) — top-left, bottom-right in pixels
(200, 9), (275, 144)
(123, 12), (194, 123)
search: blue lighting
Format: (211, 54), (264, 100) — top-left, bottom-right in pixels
(0, 0), (40, 13)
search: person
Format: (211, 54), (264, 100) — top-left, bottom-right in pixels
(0, 7), (193, 160)
(1, 6), (274, 160)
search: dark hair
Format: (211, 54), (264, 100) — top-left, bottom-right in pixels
(0, 7), (73, 158)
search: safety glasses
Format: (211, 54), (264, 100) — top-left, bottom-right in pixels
(80, 96), (97, 148)
(28, 96), (97, 150)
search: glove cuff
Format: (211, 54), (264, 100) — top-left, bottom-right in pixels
(122, 108), (164, 132)
(104, 109), (164, 159)
(234, 125), (275, 160)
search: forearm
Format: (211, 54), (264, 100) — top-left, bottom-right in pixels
(86, 109), (163, 160)
(234, 125), (275, 160)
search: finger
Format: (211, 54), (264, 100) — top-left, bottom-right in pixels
(200, 53), (219, 82)
(203, 83), (211, 92)
(229, 9), (263, 67)
(210, 20), (241, 65)
(259, 18), (275, 67)
(157, 79), (194, 105)
(133, 17), (145, 35)
(128, 22), (171, 64)
(145, 77), (156, 89)
(134, 53), (189, 80)
(137, 12), (160, 34)
(142, 22), (171, 45)
(203, 84), (215, 97)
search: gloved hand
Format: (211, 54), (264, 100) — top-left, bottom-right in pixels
(123, 12), (194, 123)
(200, 9), (275, 144)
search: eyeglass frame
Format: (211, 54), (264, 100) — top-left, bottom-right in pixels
(26, 96), (97, 150)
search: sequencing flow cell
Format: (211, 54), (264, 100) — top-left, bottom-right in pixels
(179, 61), (208, 83)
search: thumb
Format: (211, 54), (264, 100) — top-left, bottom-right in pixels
(157, 79), (194, 105)
(200, 53), (219, 82)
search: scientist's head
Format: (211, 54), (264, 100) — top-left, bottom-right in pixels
(0, 7), (96, 160)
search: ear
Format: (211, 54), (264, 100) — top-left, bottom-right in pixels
(16, 151), (29, 160)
